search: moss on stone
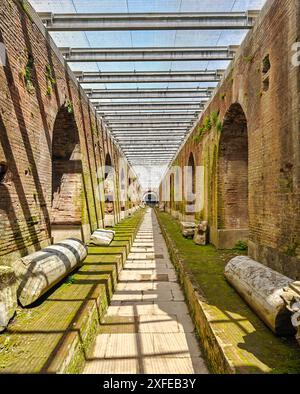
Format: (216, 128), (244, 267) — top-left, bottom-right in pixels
(0, 209), (144, 373)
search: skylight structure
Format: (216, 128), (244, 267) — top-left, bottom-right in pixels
(29, 0), (267, 188)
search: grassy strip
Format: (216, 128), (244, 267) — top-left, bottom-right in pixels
(0, 209), (145, 373)
(156, 210), (300, 374)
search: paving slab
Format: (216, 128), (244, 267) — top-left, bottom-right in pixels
(84, 208), (208, 374)
(143, 356), (208, 374)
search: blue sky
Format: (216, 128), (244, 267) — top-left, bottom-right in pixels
(29, 0), (267, 86)
(29, 0), (267, 90)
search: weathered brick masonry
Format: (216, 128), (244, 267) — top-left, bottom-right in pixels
(0, 0), (138, 266)
(161, 0), (300, 279)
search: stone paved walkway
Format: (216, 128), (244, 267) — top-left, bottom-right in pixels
(84, 208), (209, 374)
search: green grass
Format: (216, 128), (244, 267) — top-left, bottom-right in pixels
(0, 209), (145, 373)
(157, 211), (300, 374)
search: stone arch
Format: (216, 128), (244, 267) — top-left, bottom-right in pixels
(143, 191), (158, 205)
(188, 152), (196, 196)
(185, 152), (196, 217)
(120, 167), (126, 212)
(170, 173), (175, 210)
(104, 153), (112, 180)
(104, 153), (114, 216)
(51, 105), (83, 242)
(174, 165), (182, 212)
(216, 102), (249, 248)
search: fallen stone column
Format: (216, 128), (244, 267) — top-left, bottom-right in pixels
(224, 256), (296, 336)
(13, 238), (87, 307)
(282, 282), (300, 345)
(0, 266), (17, 332)
(90, 229), (115, 246)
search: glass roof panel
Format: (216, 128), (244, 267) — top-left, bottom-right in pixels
(29, 0), (267, 188)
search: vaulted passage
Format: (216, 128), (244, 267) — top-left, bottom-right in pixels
(186, 152), (196, 216)
(216, 103), (249, 248)
(218, 103), (248, 230)
(143, 191), (158, 206)
(51, 106), (83, 242)
(0, 0), (299, 378)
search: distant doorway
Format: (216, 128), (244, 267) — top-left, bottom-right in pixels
(143, 191), (158, 206)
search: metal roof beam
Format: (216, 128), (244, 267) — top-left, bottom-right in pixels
(107, 121), (193, 127)
(126, 156), (175, 158)
(119, 143), (181, 147)
(115, 134), (186, 138)
(127, 154), (174, 158)
(112, 131), (188, 135)
(96, 103), (204, 111)
(95, 101), (205, 106)
(109, 122), (191, 128)
(116, 137), (183, 141)
(112, 128), (188, 137)
(105, 119), (195, 124)
(60, 46), (238, 62)
(74, 70), (224, 83)
(126, 155), (174, 158)
(86, 88), (213, 99)
(103, 113), (198, 120)
(123, 145), (177, 152)
(129, 160), (170, 163)
(40, 12), (259, 31)
(98, 108), (200, 112)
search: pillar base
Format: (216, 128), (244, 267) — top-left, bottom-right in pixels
(104, 214), (115, 228)
(210, 227), (249, 249)
(51, 224), (90, 244)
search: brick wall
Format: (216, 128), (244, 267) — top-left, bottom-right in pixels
(0, 0), (138, 265)
(160, 0), (300, 279)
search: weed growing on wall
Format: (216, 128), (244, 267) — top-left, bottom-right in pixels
(193, 111), (223, 144)
(64, 99), (74, 114)
(45, 64), (56, 96)
(20, 53), (35, 93)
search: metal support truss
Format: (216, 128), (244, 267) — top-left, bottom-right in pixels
(86, 88), (213, 99)
(59, 46), (238, 62)
(39, 11), (259, 31)
(74, 70), (224, 84)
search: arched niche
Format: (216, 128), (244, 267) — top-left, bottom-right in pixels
(212, 103), (249, 248)
(185, 152), (196, 217)
(51, 105), (83, 242)
(104, 153), (114, 215)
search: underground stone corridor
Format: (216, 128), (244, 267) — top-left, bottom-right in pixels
(84, 208), (208, 374)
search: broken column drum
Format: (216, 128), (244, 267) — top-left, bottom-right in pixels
(90, 229), (115, 246)
(194, 221), (208, 245)
(281, 281), (300, 345)
(12, 238), (88, 307)
(0, 266), (17, 332)
(224, 256), (296, 336)
(180, 221), (196, 238)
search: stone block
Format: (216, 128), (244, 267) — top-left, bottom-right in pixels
(194, 221), (208, 245)
(180, 222), (196, 239)
(224, 256), (295, 335)
(12, 238), (88, 307)
(159, 203), (165, 212)
(104, 214), (115, 227)
(0, 266), (17, 332)
(90, 229), (115, 246)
